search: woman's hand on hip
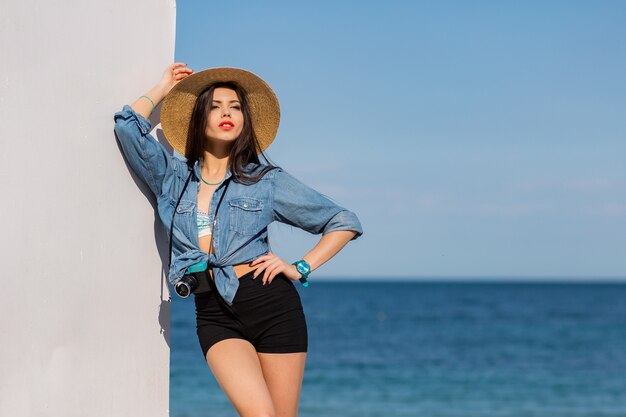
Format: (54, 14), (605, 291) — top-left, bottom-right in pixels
(250, 252), (301, 285)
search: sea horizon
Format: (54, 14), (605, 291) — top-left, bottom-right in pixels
(171, 279), (626, 417)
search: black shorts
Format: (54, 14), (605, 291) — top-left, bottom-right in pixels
(194, 270), (308, 357)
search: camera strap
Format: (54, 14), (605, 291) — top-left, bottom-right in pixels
(167, 170), (194, 273)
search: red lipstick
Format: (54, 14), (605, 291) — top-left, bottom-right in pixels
(219, 120), (235, 131)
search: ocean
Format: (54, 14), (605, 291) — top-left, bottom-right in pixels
(169, 281), (626, 417)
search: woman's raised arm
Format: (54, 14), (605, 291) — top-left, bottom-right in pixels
(131, 63), (194, 118)
(113, 63), (193, 196)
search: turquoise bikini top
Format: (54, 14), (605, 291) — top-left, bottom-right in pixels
(187, 208), (212, 274)
(197, 208), (212, 238)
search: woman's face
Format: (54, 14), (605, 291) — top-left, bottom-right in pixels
(204, 87), (244, 146)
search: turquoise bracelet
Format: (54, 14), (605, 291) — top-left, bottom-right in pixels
(139, 95), (155, 112)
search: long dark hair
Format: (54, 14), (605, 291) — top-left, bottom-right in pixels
(185, 81), (276, 184)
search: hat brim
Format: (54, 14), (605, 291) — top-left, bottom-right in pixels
(160, 67), (280, 157)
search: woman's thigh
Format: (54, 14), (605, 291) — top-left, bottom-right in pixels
(257, 352), (307, 417)
(206, 338), (275, 417)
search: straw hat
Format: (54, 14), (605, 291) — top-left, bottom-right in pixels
(160, 67), (280, 156)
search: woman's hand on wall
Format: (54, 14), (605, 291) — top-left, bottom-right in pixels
(131, 62), (193, 119)
(250, 252), (301, 285)
(157, 62), (194, 96)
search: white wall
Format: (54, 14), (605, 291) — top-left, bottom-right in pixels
(0, 1), (176, 416)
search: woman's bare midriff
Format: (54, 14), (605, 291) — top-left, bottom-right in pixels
(206, 263), (260, 281)
(200, 235), (259, 280)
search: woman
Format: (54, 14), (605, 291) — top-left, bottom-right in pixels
(113, 63), (362, 417)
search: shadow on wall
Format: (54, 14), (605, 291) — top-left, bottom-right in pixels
(153, 103), (175, 156)
(112, 102), (176, 350)
(152, 104), (175, 348)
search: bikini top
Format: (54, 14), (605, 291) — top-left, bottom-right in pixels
(197, 208), (212, 238)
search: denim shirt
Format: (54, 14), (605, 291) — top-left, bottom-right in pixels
(113, 105), (363, 305)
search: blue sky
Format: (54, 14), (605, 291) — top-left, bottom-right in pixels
(175, 1), (626, 280)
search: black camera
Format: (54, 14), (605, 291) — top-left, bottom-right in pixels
(174, 270), (212, 298)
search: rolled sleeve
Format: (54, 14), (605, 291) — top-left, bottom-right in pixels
(113, 104), (172, 196)
(271, 168), (363, 239)
(323, 209), (363, 240)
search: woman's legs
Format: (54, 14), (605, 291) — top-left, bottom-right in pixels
(206, 340), (306, 417)
(206, 338), (276, 417)
(199, 274), (308, 416)
(258, 352), (307, 417)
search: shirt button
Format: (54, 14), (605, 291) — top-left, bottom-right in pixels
(243, 203), (248, 208)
